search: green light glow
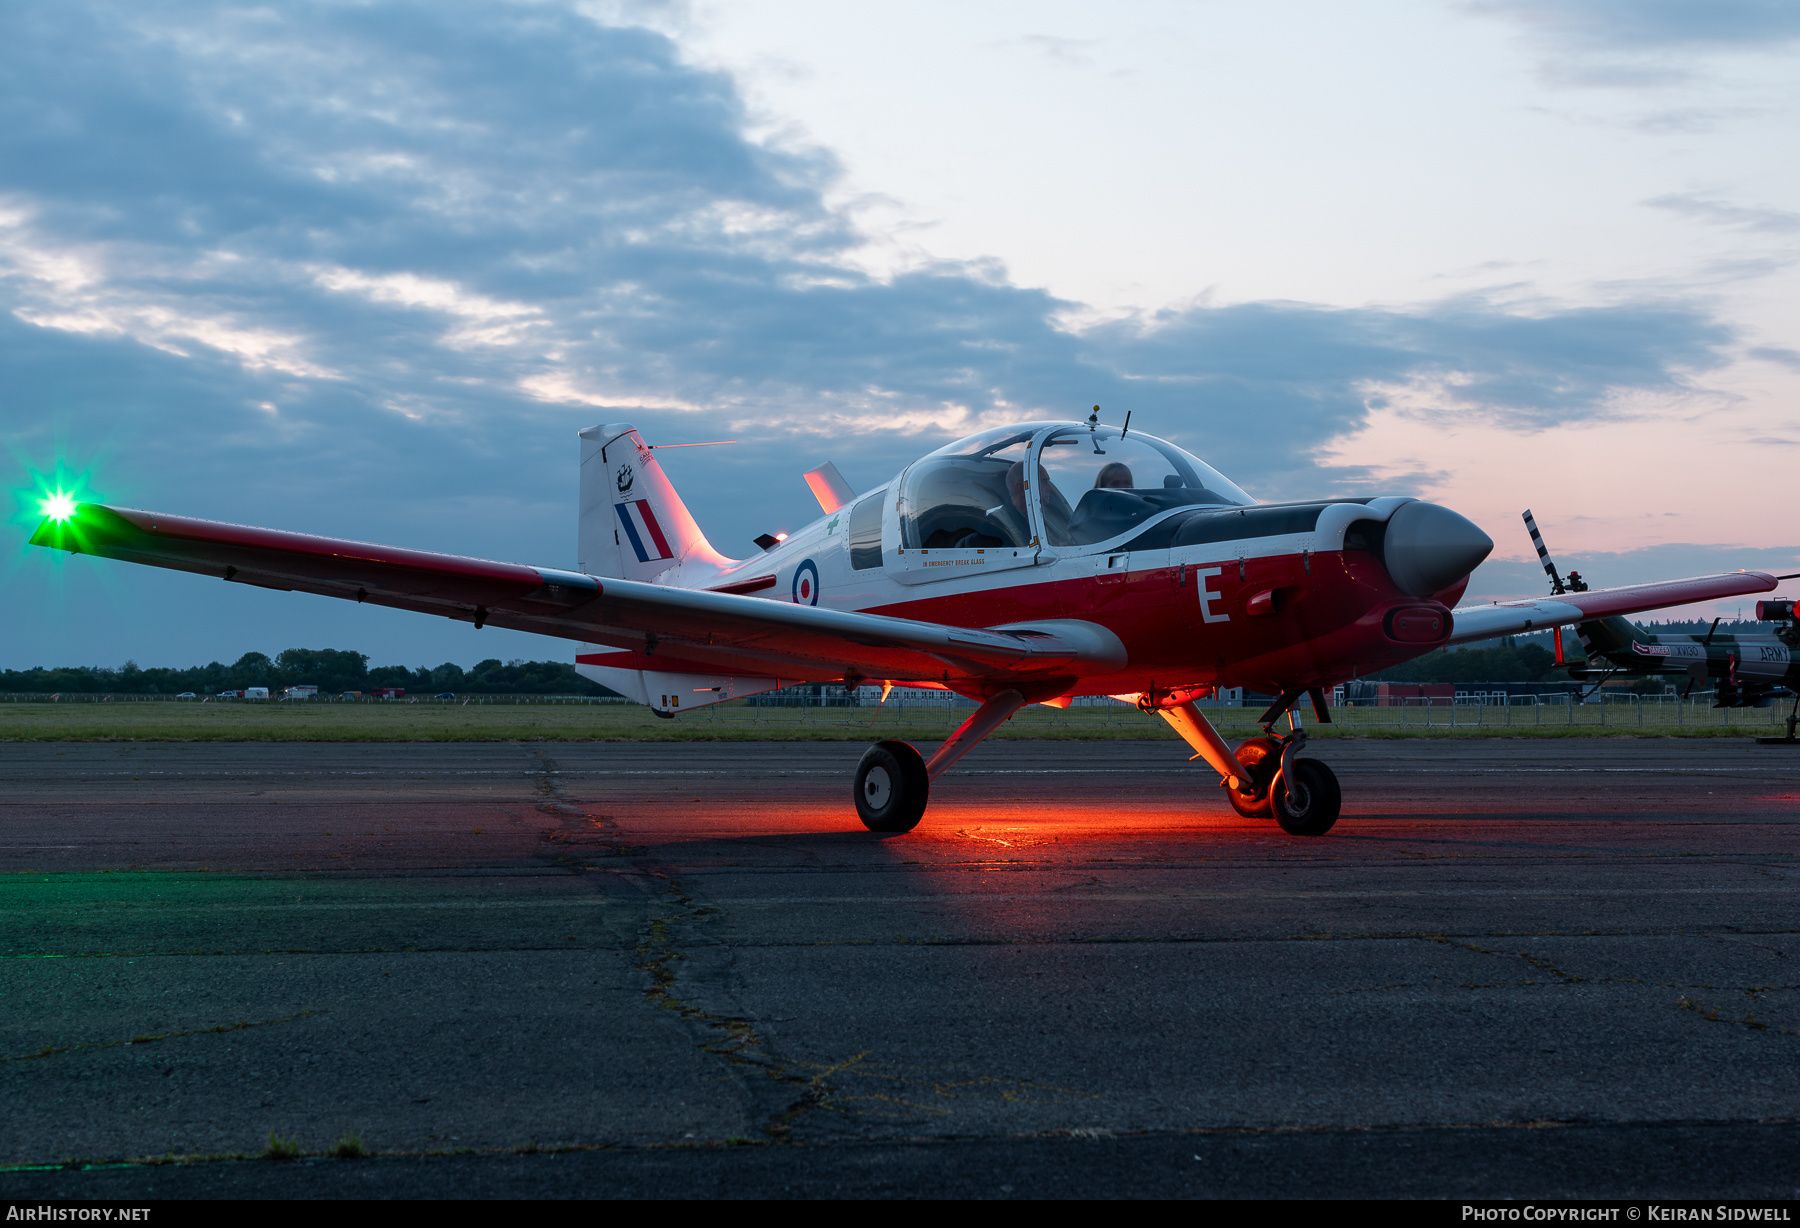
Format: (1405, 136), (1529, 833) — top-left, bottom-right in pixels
(13, 459), (104, 547)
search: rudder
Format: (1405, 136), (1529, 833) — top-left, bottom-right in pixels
(578, 423), (731, 582)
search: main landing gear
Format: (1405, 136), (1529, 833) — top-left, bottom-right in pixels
(853, 689), (1027, 832)
(1152, 688), (1341, 836)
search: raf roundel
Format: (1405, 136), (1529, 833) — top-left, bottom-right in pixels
(791, 558), (820, 606)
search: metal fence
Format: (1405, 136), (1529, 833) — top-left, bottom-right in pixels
(0, 692), (630, 705)
(1319, 691), (1792, 732)
(701, 690), (1797, 734)
(1, 687), (1791, 734)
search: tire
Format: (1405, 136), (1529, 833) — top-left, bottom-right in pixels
(1226, 736), (1281, 819)
(1272, 758), (1341, 836)
(854, 739), (930, 832)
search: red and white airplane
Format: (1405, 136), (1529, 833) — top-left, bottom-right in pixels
(29, 413), (1776, 835)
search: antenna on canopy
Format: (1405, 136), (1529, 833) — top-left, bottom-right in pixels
(1120, 410), (1132, 439)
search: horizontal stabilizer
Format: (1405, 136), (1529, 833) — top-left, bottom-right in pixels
(575, 654), (786, 716)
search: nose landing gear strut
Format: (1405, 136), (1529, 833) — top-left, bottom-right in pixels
(1149, 687), (1342, 836)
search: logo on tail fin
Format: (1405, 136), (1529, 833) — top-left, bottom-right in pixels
(616, 500), (673, 562)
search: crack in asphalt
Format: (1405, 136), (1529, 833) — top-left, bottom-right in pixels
(627, 870), (829, 1141)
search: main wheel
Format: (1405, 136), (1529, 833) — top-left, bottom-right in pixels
(1271, 758), (1341, 836)
(1225, 736), (1281, 819)
(854, 739), (930, 832)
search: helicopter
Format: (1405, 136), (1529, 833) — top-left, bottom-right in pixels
(1521, 510), (1799, 709)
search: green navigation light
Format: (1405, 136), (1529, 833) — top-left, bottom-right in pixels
(16, 461), (105, 549)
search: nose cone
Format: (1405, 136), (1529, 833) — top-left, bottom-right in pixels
(1383, 502), (1493, 598)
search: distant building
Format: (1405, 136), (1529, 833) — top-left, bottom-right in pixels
(1340, 682), (1452, 706)
(1342, 680), (1593, 706)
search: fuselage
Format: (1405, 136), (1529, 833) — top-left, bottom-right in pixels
(1572, 615), (1798, 704)
(637, 421), (1492, 699)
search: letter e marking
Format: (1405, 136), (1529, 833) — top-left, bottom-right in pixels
(1198, 567), (1230, 624)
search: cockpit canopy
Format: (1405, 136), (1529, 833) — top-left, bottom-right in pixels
(896, 427), (1035, 551)
(896, 422), (1254, 551)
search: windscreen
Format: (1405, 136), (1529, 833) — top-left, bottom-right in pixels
(896, 426), (1038, 549)
(1035, 427), (1253, 547)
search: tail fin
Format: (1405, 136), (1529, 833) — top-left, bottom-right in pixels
(1575, 615), (1637, 660)
(578, 423), (732, 582)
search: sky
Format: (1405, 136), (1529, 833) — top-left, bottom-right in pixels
(4, 0), (1798, 671)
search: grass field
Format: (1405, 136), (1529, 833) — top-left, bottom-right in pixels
(0, 695), (1790, 741)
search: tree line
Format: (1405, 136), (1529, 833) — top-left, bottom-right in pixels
(0, 649), (620, 696)
(1370, 643), (1565, 684)
(11, 618), (1767, 694)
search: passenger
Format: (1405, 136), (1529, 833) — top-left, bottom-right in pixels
(1095, 462), (1134, 490)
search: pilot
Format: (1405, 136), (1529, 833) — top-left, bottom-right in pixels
(987, 462), (1033, 545)
(946, 462), (1033, 549)
(1007, 461), (1030, 515)
(1095, 462), (1134, 490)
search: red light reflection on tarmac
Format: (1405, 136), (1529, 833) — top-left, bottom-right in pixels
(6, 741), (1798, 876)
(574, 750), (1800, 870)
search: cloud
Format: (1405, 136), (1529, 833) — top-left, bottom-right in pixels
(1467, 0), (1800, 88)
(1645, 193), (1800, 235)
(0, 0), (1753, 667)
(1465, 540), (1800, 614)
(1749, 346), (1800, 370)
(1630, 107), (1753, 134)
(1084, 297), (1730, 489)
(1005, 35), (1101, 70)
(1467, 0), (1800, 51)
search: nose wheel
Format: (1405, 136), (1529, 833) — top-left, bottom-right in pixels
(1226, 732), (1341, 835)
(1270, 755), (1340, 836)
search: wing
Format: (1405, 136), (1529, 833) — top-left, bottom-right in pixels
(30, 504), (1123, 684)
(1447, 572), (1778, 645)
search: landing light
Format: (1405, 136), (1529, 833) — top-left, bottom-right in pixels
(40, 492), (77, 522)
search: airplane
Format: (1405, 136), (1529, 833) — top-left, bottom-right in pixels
(1522, 510), (1800, 708)
(26, 412), (1780, 837)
